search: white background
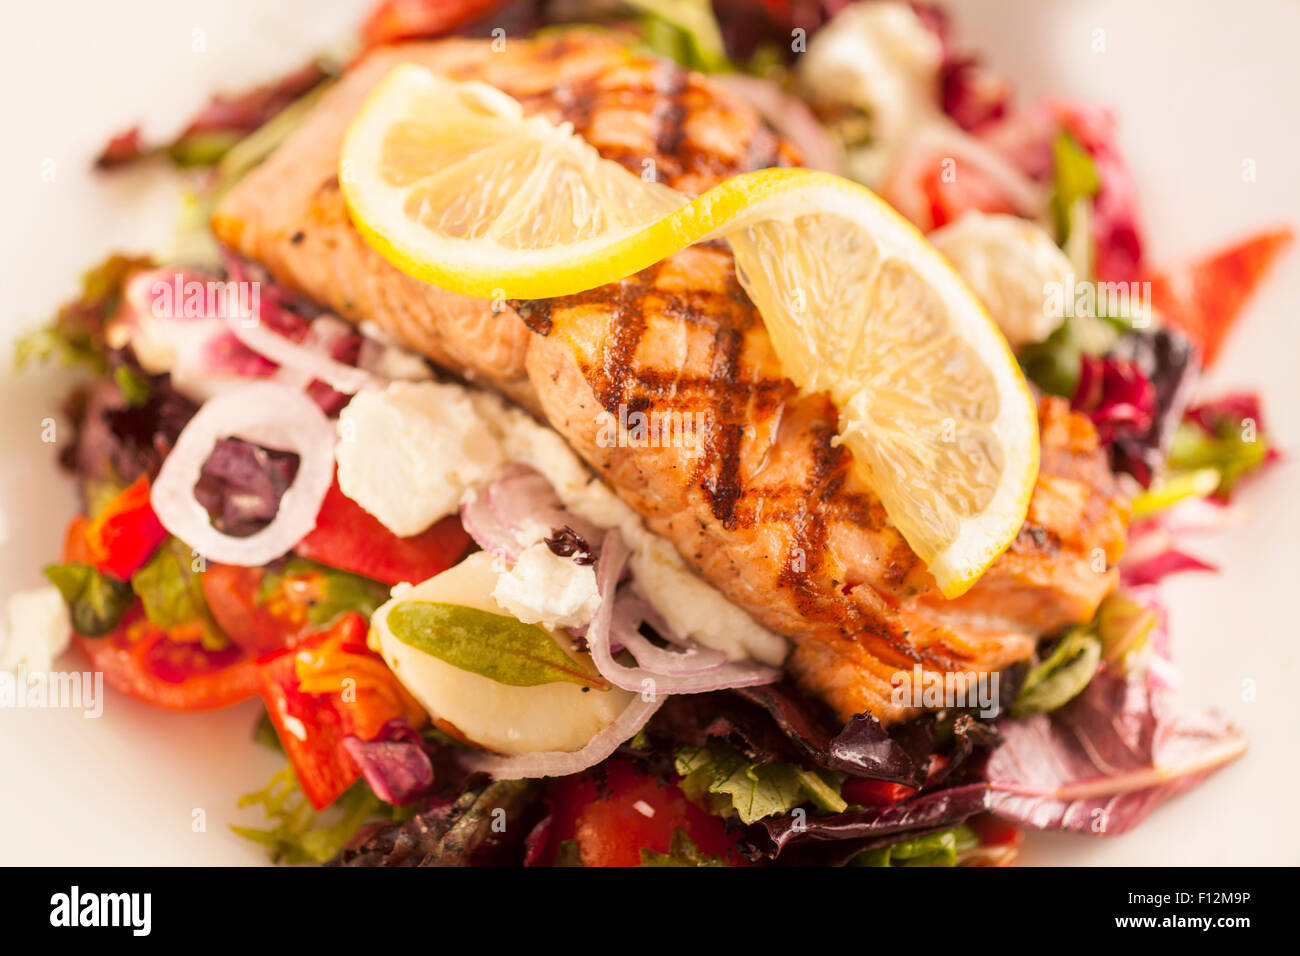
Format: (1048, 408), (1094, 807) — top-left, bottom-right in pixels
(0, 0), (1296, 865)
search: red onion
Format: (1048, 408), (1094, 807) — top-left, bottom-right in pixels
(150, 382), (335, 565)
(609, 595), (728, 675)
(461, 463), (603, 562)
(587, 532), (781, 694)
(459, 692), (663, 780)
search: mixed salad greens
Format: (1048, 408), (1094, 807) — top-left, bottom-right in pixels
(7, 0), (1289, 866)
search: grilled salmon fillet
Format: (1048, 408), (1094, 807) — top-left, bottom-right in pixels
(213, 32), (1129, 724)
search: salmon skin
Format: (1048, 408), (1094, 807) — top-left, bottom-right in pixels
(213, 32), (1129, 724)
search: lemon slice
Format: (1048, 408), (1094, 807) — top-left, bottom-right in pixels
(341, 66), (1039, 598)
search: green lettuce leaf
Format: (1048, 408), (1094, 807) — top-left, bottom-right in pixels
(131, 537), (227, 650)
(851, 824), (979, 867)
(1011, 628), (1102, 718)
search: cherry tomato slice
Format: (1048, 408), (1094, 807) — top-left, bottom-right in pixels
(74, 604), (262, 712)
(545, 760), (749, 867)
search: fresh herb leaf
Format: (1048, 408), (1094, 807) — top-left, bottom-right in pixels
(43, 562), (134, 637)
(1011, 628), (1102, 718)
(627, 0), (732, 73)
(640, 828), (728, 867)
(131, 537), (227, 650)
(1096, 591), (1157, 672)
(385, 601), (608, 689)
(851, 824), (978, 867)
(675, 741), (846, 825)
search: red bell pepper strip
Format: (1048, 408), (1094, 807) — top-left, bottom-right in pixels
(81, 476), (168, 581)
(295, 475), (471, 586)
(1146, 227), (1293, 366)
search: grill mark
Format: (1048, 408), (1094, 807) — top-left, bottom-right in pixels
(652, 62), (690, 163)
(509, 298), (553, 336)
(698, 324), (746, 526)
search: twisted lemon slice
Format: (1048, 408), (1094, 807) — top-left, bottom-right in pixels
(341, 66), (1038, 597)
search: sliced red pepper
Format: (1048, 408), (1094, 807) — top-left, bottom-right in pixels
(82, 476), (168, 580)
(257, 612), (427, 809)
(295, 475), (471, 586)
(1146, 227), (1293, 366)
(840, 778), (918, 808)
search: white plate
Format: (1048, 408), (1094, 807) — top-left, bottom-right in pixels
(1, 0), (1296, 865)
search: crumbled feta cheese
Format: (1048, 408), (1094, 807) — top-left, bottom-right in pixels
(1, 586), (71, 675)
(467, 388), (789, 666)
(929, 212), (1074, 349)
(491, 542), (602, 631)
(336, 381), (505, 536)
(800, 2), (943, 187)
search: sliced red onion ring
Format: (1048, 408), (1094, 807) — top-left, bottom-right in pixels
(588, 532), (781, 694)
(150, 382), (335, 566)
(609, 595), (728, 675)
(459, 692), (663, 780)
(461, 463), (603, 562)
(225, 307), (375, 395)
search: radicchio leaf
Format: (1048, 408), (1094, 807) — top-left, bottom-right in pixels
(985, 665), (1245, 835)
(342, 719), (435, 807)
(1106, 328), (1200, 486)
(747, 783), (992, 861)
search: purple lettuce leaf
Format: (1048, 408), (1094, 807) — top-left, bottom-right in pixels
(985, 664), (1245, 835)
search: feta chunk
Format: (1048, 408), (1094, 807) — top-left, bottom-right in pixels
(336, 381), (505, 536)
(1, 586), (71, 675)
(929, 212), (1074, 349)
(800, 2), (943, 187)
(492, 542), (601, 631)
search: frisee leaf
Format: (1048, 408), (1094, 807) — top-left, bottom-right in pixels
(675, 741), (846, 825)
(43, 562), (134, 637)
(232, 764), (399, 865)
(385, 601), (608, 689)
